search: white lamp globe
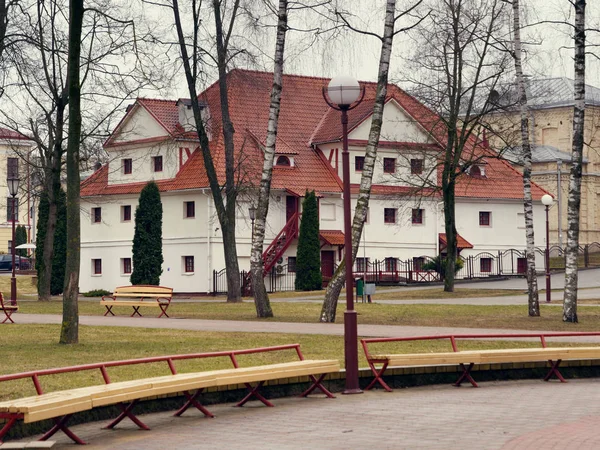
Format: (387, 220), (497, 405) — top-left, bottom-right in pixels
(327, 75), (360, 106)
(541, 194), (554, 206)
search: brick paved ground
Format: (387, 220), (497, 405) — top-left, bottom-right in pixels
(14, 378), (600, 449)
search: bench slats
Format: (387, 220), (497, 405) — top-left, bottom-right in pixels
(100, 300), (162, 307)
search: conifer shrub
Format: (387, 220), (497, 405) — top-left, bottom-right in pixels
(295, 190), (322, 291)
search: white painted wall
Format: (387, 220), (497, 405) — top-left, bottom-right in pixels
(112, 107), (167, 143)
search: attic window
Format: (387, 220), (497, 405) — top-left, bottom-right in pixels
(276, 156), (291, 167)
(468, 164), (485, 178)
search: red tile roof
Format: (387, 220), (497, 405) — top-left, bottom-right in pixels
(85, 69), (546, 202)
(320, 230), (345, 246)
(439, 233), (474, 249)
(0, 127), (33, 141)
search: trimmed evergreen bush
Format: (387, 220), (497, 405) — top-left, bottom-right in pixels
(131, 181), (163, 285)
(35, 188), (67, 295)
(295, 190), (322, 291)
(15, 225), (27, 257)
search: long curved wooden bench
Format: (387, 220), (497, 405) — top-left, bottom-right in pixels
(362, 332), (600, 391)
(0, 345), (339, 445)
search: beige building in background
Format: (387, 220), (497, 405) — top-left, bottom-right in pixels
(488, 78), (600, 246)
(0, 127), (35, 254)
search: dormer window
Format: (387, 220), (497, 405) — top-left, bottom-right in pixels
(468, 164), (486, 178)
(276, 155), (291, 167)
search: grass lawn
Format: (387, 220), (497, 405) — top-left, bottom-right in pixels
(0, 275), (38, 298)
(0, 324), (574, 400)
(16, 299), (600, 331)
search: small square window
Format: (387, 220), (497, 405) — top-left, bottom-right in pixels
(92, 207), (101, 223)
(153, 155), (163, 172)
(480, 258), (492, 273)
(184, 256), (194, 273)
(184, 201), (195, 218)
(412, 208), (424, 224)
(123, 158), (132, 175)
(355, 156), (365, 171)
(479, 211), (491, 226)
(121, 205), (131, 222)
(384, 208), (396, 224)
(385, 257), (397, 272)
(383, 158), (396, 174)
(287, 257), (297, 272)
(411, 159), (424, 175)
(122, 258), (132, 274)
(92, 259), (102, 275)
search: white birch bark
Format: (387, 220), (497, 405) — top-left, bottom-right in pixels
(563, 0), (586, 323)
(320, 0), (396, 322)
(512, 0), (539, 316)
(250, 0), (288, 318)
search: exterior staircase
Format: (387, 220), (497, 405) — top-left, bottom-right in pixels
(242, 212), (299, 295)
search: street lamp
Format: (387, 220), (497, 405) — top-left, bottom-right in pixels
(541, 194), (554, 303)
(7, 175), (19, 306)
(323, 75), (365, 395)
(248, 205), (256, 237)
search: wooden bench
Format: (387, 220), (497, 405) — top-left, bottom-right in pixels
(0, 293), (18, 324)
(100, 285), (173, 318)
(0, 344), (339, 445)
(361, 332), (600, 391)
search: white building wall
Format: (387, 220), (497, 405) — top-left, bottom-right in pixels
(112, 107), (167, 143)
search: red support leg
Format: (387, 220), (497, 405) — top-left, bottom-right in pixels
(236, 381), (274, 407)
(130, 307), (143, 317)
(0, 415), (20, 442)
(454, 363), (478, 387)
(174, 389), (214, 418)
(158, 305), (169, 318)
(104, 306), (114, 316)
(365, 361), (393, 392)
(40, 414), (87, 445)
(1, 309), (16, 323)
(104, 400), (149, 430)
(544, 360), (566, 382)
(300, 374), (336, 398)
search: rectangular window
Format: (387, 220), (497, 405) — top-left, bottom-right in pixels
(355, 156), (365, 171)
(385, 257), (397, 272)
(410, 158), (424, 175)
(7, 157), (18, 179)
(480, 258), (492, 273)
(7, 197), (18, 221)
(123, 158), (132, 175)
(122, 258), (132, 274)
(479, 211), (491, 226)
(411, 208), (424, 224)
(184, 201), (195, 218)
(92, 207), (101, 223)
(93, 259), (102, 275)
(287, 256), (297, 273)
(184, 256), (194, 273)
(153, 155), (163, 172)
(384, 208), (396, 224)
(121, 205), (131, 222)
(383, 158), (396, 174)
(7, 240), (11, 253)
(413, 257), (425, 271)
(356, 257), (370, 272)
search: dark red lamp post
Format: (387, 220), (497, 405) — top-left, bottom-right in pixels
(541, 194), (554, 303)
(323, 75), (365, 394)
(248, 205), (256, 237)
(8, 175), (19, 306)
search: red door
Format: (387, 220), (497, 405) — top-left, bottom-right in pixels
(321, 251), (335, 278)
(517, 257), (527, 274)
(286, 196), (297, 222)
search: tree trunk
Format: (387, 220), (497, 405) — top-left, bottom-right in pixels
(320, 0), (396, 322)
(512, 0), (539, 316)
(442, 127), (457, 293)
(563, 0), (586, 324)
(250, 0), (288, 318)
(60, 0), (83, 345)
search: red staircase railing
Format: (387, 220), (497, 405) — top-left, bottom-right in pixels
(242, 212), (299, 295)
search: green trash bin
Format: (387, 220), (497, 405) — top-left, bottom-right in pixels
(356, 278), (364, 297)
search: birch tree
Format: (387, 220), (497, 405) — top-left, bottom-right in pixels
(511, 0), (539, 316)
(320, 0), (424, 322)
(250, 0), (288, 318)
(563, 0), (586, 324)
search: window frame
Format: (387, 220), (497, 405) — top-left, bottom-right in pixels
(384, 208), (396, 224)
(383, 157), (396, 174)
(385, 257), (397, 272)
(92, 207), (102, 224)
(287, 256), (297, 273)
(184, 255), (194, 273)
(480, 257), (492, 273)
(184, 201), (195, 218)
(479, 211), (491, 227)
(152, 155), (163, 172)
(410, 158), (424, 175)
(355, 156), (365, 172)
(356, 257), (370, 272)
(122, 258), (132, 274)
(122, 158), (132, 175)
(92, 259), (102, 275)
(411, 208), (424, 225)
(275, 155), (291, 167)
(121, 205), (132, 222)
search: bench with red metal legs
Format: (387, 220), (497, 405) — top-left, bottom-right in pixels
(0, 293), (17, 324)
(361, 332), (600, 392)
(0, 344), (339, 445)
(100, 285), (173, 318)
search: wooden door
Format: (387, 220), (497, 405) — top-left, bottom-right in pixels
(321, 251), (335, 278)
(286, 196), (297, 222)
